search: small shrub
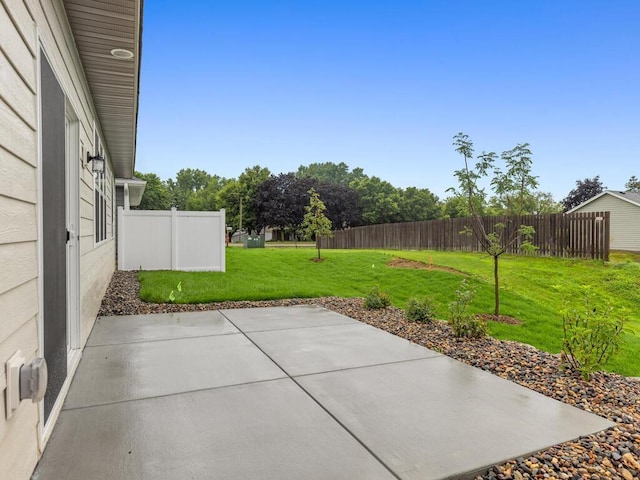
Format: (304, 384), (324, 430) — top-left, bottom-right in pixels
(406, 298), (435, 323)
(449, 279), (486, 339)
(561, 289), (625, 381)
(363, 287), (391, 310)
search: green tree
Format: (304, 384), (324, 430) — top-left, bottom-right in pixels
(296, 162), (368, 186)
(490, 143), (540, 214)
(561, 176), (605, 212)
(185, 175), (228, 211)
(450, 132), (538, 316)
(297, 162), (351, 185)
(254, 173), (314, 237)
(445, 182), (488, 216)
(216, 179), (243, 238)
(625, 175), (640, 192)
(487, 190), (561, 215)
(349, 176), (401, 224)
(301, 188), (333, 259)
(442, 195), (478, 218)
(168, 168), (212, 210)
(397, 187), (441, 222)
(530, 191), (562, 214)
(239, 165), (271, 233)
(134, 171), (172, 210)
(315, 182), (361, 228)
(217, 166), (271, 236)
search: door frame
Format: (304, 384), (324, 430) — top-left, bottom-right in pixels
(65, 105), (81, 355)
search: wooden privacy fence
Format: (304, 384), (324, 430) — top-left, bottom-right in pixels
(319, 212), (610, 260)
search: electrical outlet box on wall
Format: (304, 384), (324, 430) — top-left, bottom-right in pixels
(6, 350), (25, 419)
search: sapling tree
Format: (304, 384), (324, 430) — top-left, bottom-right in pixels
(301, 188), (334, 259)
(450, 132), (539, 316)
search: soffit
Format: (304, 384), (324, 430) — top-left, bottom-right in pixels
(63, 0), (143, 179)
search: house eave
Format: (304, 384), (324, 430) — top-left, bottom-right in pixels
(116, 177), (146, 206)
(62, 0), (143, 179)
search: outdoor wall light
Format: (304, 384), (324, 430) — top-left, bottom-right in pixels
(87, 152), (105, 173)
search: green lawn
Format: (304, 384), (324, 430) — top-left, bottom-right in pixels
(138, 248), (640, 376)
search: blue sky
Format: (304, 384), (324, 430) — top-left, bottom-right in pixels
(135, 1), (640, 201)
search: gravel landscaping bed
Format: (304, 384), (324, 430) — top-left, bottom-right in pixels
(100, 271), (640, 480)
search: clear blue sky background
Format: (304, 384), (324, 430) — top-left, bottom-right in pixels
(135, 0), (639, 201)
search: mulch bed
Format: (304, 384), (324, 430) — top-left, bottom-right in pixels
(100, 271), (640, 480)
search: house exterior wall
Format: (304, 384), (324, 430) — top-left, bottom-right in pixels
(573, 195), (640, 251)
(0, 1), (116, 478)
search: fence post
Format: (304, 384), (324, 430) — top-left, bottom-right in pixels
(117, 206), (124, 270)
(171, 207), (178, 270)
(603, 212), (610, 261)
(220, 209), (226, 272)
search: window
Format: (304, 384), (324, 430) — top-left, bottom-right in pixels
(94, 136), (107, 243)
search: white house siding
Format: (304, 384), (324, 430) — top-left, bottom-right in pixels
(573, 194), (640, 251)
(0, 1), (116, 478)
(79, 239), (114, 345)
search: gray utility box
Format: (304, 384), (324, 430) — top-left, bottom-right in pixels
(243, 235), (265, 248)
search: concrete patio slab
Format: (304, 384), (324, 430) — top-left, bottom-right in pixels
(296, 355), (615, 480)
(34, 306), (615, 480)
(35, 379), (396, 480)
(88, 311), (238, 346)
(65, 333), (286, 408)
(221, 304), (357, 332)
(245, 322), (440, 376)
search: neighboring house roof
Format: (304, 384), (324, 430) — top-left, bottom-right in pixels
(63, 0), (143, 179)
(567, 190), (640, 213)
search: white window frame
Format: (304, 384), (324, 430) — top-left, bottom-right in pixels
(111, 177), (116, 239)
(94, 132), (108, 245)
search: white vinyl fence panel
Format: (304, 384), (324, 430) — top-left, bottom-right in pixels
(118, 207), (225, 271)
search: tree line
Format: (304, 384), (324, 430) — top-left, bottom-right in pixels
(134, 161), (638, 238)
(135, 162), (445, 238)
